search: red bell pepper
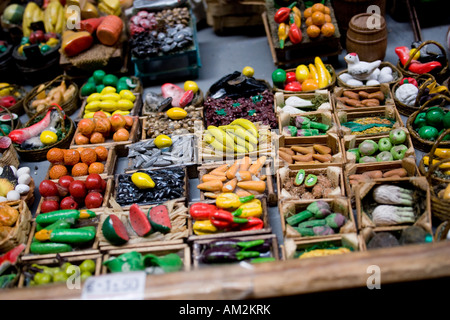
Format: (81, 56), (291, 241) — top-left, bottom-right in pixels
(284, 81), (302, 91)
(401, 77), (418, 87)
(0, 96), (16, 108)
(288, 22), (302, 45)
(239, 216), (264, 231)
(210, 209), (248, 229)
(189, 203), (217, 220)
(285, 71), (297, 83)
(395, 46), (442, 74)
(274, 7), (292, 24)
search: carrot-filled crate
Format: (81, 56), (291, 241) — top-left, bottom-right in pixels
(101, 244), (191, 274)
(276, 133), (345, 169)
(196, 155), (276, 206)
(279, 197), (356, 240)
(278, 110), (338, 145)
(344, 157), (419, 201)
(354, 177), (432, 232)
(69, 114), (140, 157)
(335, 105), (404, 138)
(281, 233), (360, 261)
(342, 127), (415, 166)
(112, 166), (188, 211)
(22, 208), (102, 262)
(187, 194), (271, 241)
(273, 87), (333, 115)
(276, 166), (345, 203)
(191, 234), (279, 269)
(333, 83), (395, 111)
(18, 253), (102, 288)
(97, 200), (189, 252)
(35, 175), (113, 216)
(44, 145), (118, 181)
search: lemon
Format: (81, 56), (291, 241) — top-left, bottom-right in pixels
(242, 66), (255, 77)
(99, 100), (118, 112)
(131, 172), (155, 189)
(183, 80), (199, 94)
(154, 134), (172, 149)
(0, 83), (11, 96)
(166, 107), (187, 120)
(295, 64), (310, 83)
(84, 100), (101, 112)
(112, 110), (130, 116)
(101, 92), (121, 101)
(86, 93), (102, 103)
(116, 99), (134, 110)
(101, 86), (117, 94)
(119, 89), (136, 102)
(40, 130), (58, 145)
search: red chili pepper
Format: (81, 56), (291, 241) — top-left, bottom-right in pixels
(239, 216), (264, 231)
(274, 7), (292, 24)
(288, 23), (302, 44)
(401, 77), (418, 87)
(395, 46), (442, 74)
(0, 96), (16, 108)
(189, 203), (217, 220)
(284, 81), (302, 91)
(285, 71), (297, 83)
(210, 209), (248, 229)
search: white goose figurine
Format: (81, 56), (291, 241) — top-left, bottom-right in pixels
(344, 53), (382, 81)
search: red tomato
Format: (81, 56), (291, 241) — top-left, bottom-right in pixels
(285, 72), (297, 83)
(284, 81), (302, 91)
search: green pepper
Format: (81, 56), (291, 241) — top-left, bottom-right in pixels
(418, 125), (439, 140)
(414, 112), (427, 129)
(426, 107), (445, 127)
(236, 239), (265, 250)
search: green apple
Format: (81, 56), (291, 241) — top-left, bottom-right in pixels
(358, 140), (378, 156)
(391, 144), (408, 160)
(376, 151), (394, 162)
(389, 128), (407, 145)
(378, 137), (392, 152)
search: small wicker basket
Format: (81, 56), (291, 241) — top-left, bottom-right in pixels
(418, 128), (450, 186)
(0, 105), (19, 168)
(0, 200), (32, 254)
(426, 157), (450, 222)
(337, 61), (402, 89)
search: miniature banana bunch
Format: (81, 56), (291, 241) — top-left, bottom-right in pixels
(204, 119), (260, 154)
(44, 0), (65, 34)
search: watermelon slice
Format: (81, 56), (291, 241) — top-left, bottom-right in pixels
(129, 203), (152, 236)
(161, 83), (184, 108)
(147, 205), (171, 234)
(102, 214), (129, 245)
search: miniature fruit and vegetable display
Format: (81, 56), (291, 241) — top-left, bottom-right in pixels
(336, 89), (387, 109)
(348, 168), (409, 188)
(82, 86), (137, 118)
(189, 194), (264, 236)
(296, 243), (352, 259)
(339, 115), (395, 136)
(274, 3), (302, 48)
(272, 57), (333, 92)
(1, 3), (25, 27)
(197, 156), (268, 199)
(304, 3), (336, 39)
(281, 114), (331, 137)
(38, 174), (107, 213)
(395, 43), (444, 75)
(80, 69), (140, 98)
(278, 143), (336, 166)
(412, 105), (449, 142)
(0, 165), (33, 203)
(394, 78), (419, 107)
(27, 80), (77, 115)
(421, 148), (450, 180)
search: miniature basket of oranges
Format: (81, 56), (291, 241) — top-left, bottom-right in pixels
(303, 2), (338, 40)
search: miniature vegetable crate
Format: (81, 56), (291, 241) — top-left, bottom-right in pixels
(275, 133), (345, 169)
(45, 145), (118, 181)
(35, 175), (114, 215)
(278, 110), (338, 145)
(279, 197), (356, 240)
(276, 166), (346, 204)
(273, 90), (333, 114)
(74, 92), (143, 122)
(344, 157), (419, 201)
(281, 234), (360, 260)
(354, 177), (432, 231)
(336, 61), (402, 89)
(196, 156), (277, 206)
(187, 196), (271, 241)
(18, 253), (103, 288)
(97, 200), (189, 252)
(333, 83), (395, 112)
(112, 166), (189, 211)
(336, 105), (404, 139)
(69, 115), (140, 157)
(191, 233), (279, 269)
(101, 243), (191, 274)
(0, 200), (32, 254)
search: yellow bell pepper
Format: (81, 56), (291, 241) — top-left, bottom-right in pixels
(434, 148), (450, 159)
(193, 220), (218, 235)
(278, 23), (289, 49)
(232, 199), (262, 218)
(215, 193), (255, 210)
(423, 155), (450, 169)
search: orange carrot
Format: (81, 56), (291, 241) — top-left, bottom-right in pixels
(222, 178), (237, 193)
(239, 156), (252, 171)
(197, 180), (223, 192)
(237, 180), (266, 193)
(235, 170), (252, 181)
(235, 188), (253, 198)
(225, 160), (240, 180)
(202, 174), (227, 183)
(249, 156), (266, 175)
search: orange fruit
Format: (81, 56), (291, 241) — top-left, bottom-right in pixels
(113, 128), (130, 142)
(77, 119), (95, 136)
(89, 162), (105, 174)
(49, 164), (69, 180)
(63, 149), (80, 166)
(75, 133), (90, 145)
(110, 114), (126, 131)
(305, 17), (313, 27)
(46, 148), (65, 164)
(306, 24), (321, 38)
(72, 163), (89, 177)
(323, 6), (330, 14)
(302, 78), (319, 91)
(94, 118), (111, 135)
(90, 132), (105, 144)
(311, 11), (325, 26)
(124, 115), (133, 129)
(80, 148), (97, 165)
(304, 7), (312, 18)
(93, 111), (108, 119)
(94, 146), (108, 162)
(324, 14), (331, 23)
(321, 22), (335, 37)
(311, 3), (325, 13)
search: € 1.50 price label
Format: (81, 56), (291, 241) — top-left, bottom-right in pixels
(81, 271), (146, 300)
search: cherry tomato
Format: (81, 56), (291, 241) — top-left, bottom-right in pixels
(285, 72), (297, 83)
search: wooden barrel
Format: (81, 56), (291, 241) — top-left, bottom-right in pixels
(345, 13), (387, 62)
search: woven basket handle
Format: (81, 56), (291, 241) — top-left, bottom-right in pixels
(27, 74), (66, 103)
(416, 93), (450, 113)
(403, 40), (448, 71)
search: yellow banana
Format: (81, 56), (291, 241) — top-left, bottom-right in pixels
(228, 124), (258, 145)
(44, 6), (53, 33)
(314, 56), (330, 87)
(54, 5), (65, 34)
(223, 129), (254, 152)
(23, 2), (40, 37)
(207, 125), (235, 150)
(204, 133), (232, 153)
(230, 119), (259, 139)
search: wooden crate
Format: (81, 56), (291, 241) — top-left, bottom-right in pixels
(111, 166), (189, 211)
(0, 200), (32, 254)
(101, 244), (191, 274)
(262, 0), (342, 67)
(187, 196), (272, 241)
(279, 197), (356, 239)
(191, 233), (280, 269)
(44, 145), (118, 181)
(275, 133), (345, 169)
(333, 83), (395, 112)
(277, 166), (346, 204)
(18, 253), (103, 288)
(97, 200), (189, 252)
(354, 177), (432, 231)
(274, 90), (333, 114)
(69, 115), (140, 157)
(197, 156), (277, 206)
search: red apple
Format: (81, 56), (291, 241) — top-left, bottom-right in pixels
(85, 173), (103, 191)
(40, 200), (60, 213)
(58, 175), (74, 189)
(34, 30), (45, 43)
(60, 196), (79, 210)
(69, 180), (87, 198)
(85, 192), (103, 209)
(39, 180), (59, 197)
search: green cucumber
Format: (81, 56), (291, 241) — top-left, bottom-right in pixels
(48, 227), (96, 244)
(297, 219), (327, 228)
(30, 242), (73, 254)
(286, 210), (313, 226)
(293, 227), (315, 236)
(35, 218), (76, 232)
(36, 209), (96, 226)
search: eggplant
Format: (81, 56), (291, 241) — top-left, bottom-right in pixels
(201, 247), (261, 264)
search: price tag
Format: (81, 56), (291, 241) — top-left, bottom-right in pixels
(81, 271), (146, 300)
